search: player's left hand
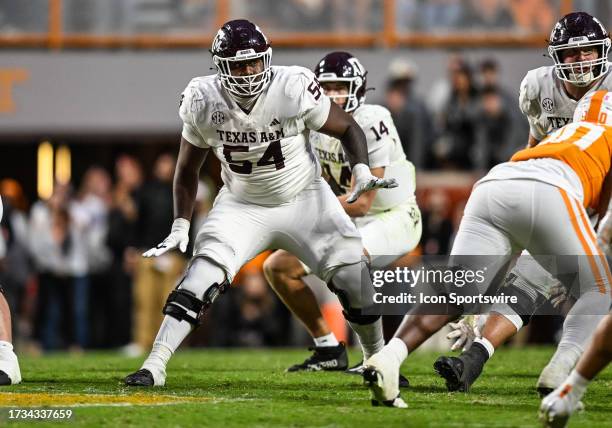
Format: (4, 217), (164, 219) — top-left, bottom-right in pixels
(447, 315), (481, 352)
(347, 163), (398, 204)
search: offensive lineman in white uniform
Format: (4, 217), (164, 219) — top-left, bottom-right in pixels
(123, 20), (396, 393)
(263, 52), (421, 374)
(435, 11), (612, 395)
(0, 198), (21, 385)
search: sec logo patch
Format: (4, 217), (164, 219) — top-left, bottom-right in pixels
(212, 111), (225, 125)
(542, 98), (554, 112)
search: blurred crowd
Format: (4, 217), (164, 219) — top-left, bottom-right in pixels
(0, 52), (559, 352)
(383, 54), (528, 171)
(2, 1), (609, 35)
(0, 152), (294, 355)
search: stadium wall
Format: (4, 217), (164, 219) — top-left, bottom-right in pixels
(0, 48), (549, 136)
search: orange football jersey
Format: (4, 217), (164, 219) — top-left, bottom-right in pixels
(511, 90), (612, 208)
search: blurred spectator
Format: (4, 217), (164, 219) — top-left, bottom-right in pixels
(129, 153), (186, 355)
(0, 0), (48, 32)
(420, 190), (454, 255)
(331, 0), (376, 32)
(474, 85), (529, 169)
(29, 184), (89, 350)
(0, 181), (32, 343)
(432, 61), (480, 169)
(72, 167), (112, 349)
(384, 59), (434, 169)
(508, 0), (554, 33)
(274, 0), (333, 31)
(418, 0), (463, 31)
(427, 53), (467, 123)
(104, 155), (143, 348)
(460, 0), (514, 30)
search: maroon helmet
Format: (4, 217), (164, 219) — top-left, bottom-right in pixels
(314, 51), (367, 112)
(548, 12), (611, 87)
(211, 19), (272, 97)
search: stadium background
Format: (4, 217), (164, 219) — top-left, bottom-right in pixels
(0, 0), (608, 355)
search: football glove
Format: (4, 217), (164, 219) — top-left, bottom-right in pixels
(347, 163), (398, 204)
(446, 315), (482, 352)
(143, 218), (190, 257)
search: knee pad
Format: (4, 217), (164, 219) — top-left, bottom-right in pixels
(328, 261), (380, 325)
(164, 257), (230, 326)
(502, 273), (544, 326)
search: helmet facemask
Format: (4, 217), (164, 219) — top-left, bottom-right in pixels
(549, 38), (611, 87)
(214, 47), (273, 98)
(317, 73), (364, 112)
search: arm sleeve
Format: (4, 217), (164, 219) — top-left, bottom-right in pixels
(179, 82), (209, 148)
(518, 72), (547, 141)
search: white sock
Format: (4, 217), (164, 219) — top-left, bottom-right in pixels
(548, 343), (582, 369)
(143, 342), (173, 371)
(142, 316), (192, 370)
(0, 341), (13, 352)
(385, 338), (408, 365)
(349, 318), (384, 360)
(474, 337), (495, 358)
(313, 333), (339, 348)
(566, 369), (590, 399)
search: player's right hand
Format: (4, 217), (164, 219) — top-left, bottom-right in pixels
(143, 218), (190, 257)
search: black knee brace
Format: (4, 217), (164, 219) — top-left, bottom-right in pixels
(342, 308), (381, 325)
(326, 280), (381, 325)
(163, 278), (229, 326)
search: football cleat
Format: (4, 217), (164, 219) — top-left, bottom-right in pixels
(286, 343), (348, 372)
(537, 360), (574, 397)
(362, 351), (407, 408)
(124, 367), (166, 387)
(0, 348), (21, 385)
(539, 383), (583, 428)
(434, 352), (485, 392)
(346, 360), (410, 388)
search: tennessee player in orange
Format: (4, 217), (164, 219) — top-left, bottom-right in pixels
(438, 12), (612, 397)
(362, 90), (612, 409)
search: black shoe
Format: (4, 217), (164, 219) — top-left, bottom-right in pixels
(287, 343), (348, 372)
(0, 370), (11, 386)
(125, 369), (155, 386)
(346, 360), (409, 388)
(434, 344), (488, 392)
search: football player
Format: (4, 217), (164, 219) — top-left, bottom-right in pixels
(263, 52), (421, 374)
(435, 11), (612, 395)
(123, 20), (396, 391)
(363, 90), (612, 408)
(0, 198), (21, 385)
(540, 313), (612, 427)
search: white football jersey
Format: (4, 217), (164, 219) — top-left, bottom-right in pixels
(519, 64), (612, 141)
(310, 104), (416, 214)
(180, 66), (331, 206)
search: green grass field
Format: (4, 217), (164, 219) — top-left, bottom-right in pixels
(0, 347), (610, 427)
